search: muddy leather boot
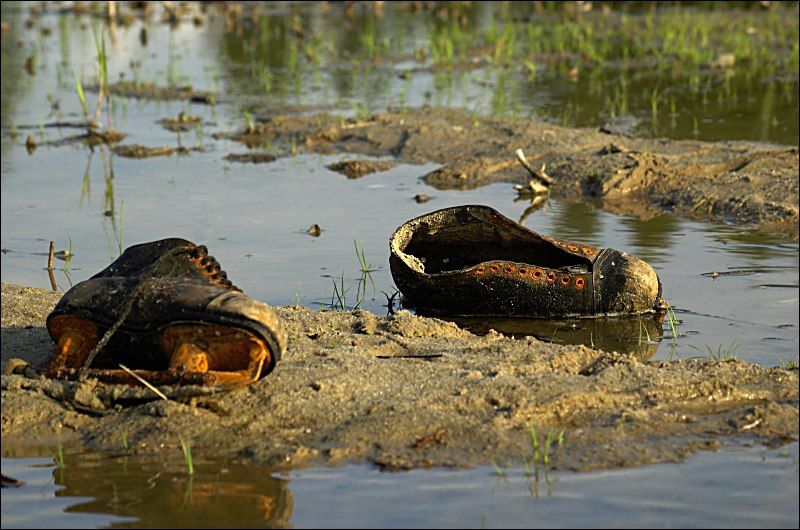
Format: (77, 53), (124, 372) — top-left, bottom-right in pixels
(389, 205), (667, 317)
(45, 238), (286, 388)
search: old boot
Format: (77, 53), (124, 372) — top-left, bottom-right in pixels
(389, 205), (667, 317)
(45, 238), (286, 388)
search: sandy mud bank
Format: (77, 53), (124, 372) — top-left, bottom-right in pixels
(2, 283), (796, 472)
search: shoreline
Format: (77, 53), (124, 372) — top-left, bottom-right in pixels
(2, 282), (797, 472)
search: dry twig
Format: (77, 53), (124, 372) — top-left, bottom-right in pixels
(118, 364), (169, 401)
(515, 148), (555, 187)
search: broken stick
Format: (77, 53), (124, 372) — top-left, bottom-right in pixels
(47, 241), (57, 291)
(515, 148), (555, 187)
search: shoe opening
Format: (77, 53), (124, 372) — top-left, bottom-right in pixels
(397, 215), (588, 274)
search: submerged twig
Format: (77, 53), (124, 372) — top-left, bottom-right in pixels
(14, 121), (96, 130)
(382, 289), (399, 315)
(47, 241), (57, 291)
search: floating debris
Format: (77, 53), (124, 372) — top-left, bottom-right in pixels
(306, 224), (322, 237)
(1, 474), (24, 488)
(710, 53), (736, 69)
(515, 149), (555, 188)
(54, 249), (72, 261)
(112, 144), (203, 158)
(224, 152), (277, 164)
(327, 159), (395, 179)
(92, 81), (217, 105)
(158, 112), (202, 132)
(25, 135), (36, 154)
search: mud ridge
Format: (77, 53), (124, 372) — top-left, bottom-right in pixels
(227, 108), (798, 237)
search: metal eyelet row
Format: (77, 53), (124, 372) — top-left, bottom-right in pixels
(474, 262), (586, 290)
(189, 244), (237, 290)
(552, 240), (597, 257)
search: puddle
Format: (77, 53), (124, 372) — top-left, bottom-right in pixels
(2, 443), (798, 528)
(1, 3), (797, 144)
(1, 3), (798, 528)
(1, 3), (797, 371)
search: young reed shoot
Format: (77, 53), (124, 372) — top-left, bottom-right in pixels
(178, 433), (194, 475)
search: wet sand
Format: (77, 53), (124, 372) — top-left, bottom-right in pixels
(2, 282), (797, 472)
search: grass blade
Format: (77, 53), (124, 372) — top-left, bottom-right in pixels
(118, 364), (168, 401)
(178, 433), (194, 475)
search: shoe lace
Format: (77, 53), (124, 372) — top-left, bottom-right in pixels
(80, 243), (238, 373)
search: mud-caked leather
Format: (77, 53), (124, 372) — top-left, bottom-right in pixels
(389, 205), (664, 317)
(46, 238), (286, 376)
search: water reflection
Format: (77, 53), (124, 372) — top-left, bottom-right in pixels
(2, 2), (798, 146)
(0, 3), (34, 147)
(515, 193), (549, 226)
(51, 454), (293, 528)
(205, 2), (798, 145)
(618, 213), (683, 263)
(443, 314), (664, 359)
(546, 201), (604, 245)
(3, 443), (798, 529)
(710, 229), (800, 263)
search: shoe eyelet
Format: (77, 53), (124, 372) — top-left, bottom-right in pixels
(532, 268), (544, 280)
(568, 245), (578, 252)
(475, 266), (486, 276)
(518, 267), (528, 276)
(582, 246), (595, 256)
(546, 271), (557, 282)
(489, 264), (500, 274)
(575, 276), (586, 289)
(504, 264), (516, 275)
(560, 274), (571, 286)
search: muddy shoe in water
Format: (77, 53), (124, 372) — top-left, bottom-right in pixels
(45, 238), (286, 388)
(389, 205), (667, 317)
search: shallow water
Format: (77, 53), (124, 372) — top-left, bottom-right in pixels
(1, 2), (798, 144)
(2, 148), (797, 365)
(1, 2), (798, 528)
(2, 442), (798, 528)
(1, 2), (798, 364)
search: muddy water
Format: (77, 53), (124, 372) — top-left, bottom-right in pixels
(1, 2), (798, 528)
(2, 442), (798, 528)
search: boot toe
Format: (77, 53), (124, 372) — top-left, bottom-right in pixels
(603, 253), (661, 314)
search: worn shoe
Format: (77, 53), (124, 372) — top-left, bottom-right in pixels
(389, 205), (666, 317)
(45, 238), (286, 388)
